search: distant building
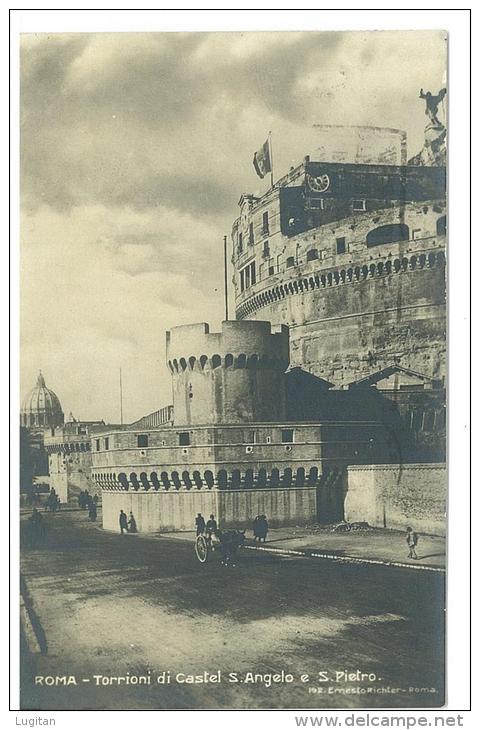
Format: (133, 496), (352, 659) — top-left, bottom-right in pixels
(44, 417), (107, 503)
(20, 372), (64, 429)
(19, 372), (65, 492)
(20, 373), (110, 503)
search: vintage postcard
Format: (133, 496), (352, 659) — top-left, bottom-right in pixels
(19, 28), (448, 711)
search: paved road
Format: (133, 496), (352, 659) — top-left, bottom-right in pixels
(20, 511), (445, 710)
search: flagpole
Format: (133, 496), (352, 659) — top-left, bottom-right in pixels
(223, 235), (229, 321)
(119, 367), (123, 426)
(269, 131), (274, 189)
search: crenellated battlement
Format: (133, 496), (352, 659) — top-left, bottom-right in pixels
(166, 320), (289, 371)
(168, 352), (287, 374)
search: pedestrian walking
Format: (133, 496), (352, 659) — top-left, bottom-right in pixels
(259, 514), (268, 543)
(88, 502), (97, 521)
(128, 512), (137, 533)
(119, 509), (128, 534)
(406, 526), (419, 559)
(253, 514), (268, 542)
(195, 513), (206, 536)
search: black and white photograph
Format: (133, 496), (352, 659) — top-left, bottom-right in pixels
(11, 12), (469, 716)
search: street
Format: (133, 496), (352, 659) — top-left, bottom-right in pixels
(20, 510), (445, 710)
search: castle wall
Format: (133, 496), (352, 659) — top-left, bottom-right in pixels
(101, 486), (317, 533)
(345, 463), (446, 535)
(218, 487), (316, 529)
(247, 263), (446, 386)
(102, 489), (218, 532)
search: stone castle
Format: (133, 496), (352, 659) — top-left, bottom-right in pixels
(232, 161), (446, 387)
(21, 99), (447, 536)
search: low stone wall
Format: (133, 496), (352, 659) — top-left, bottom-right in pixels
(101, 487), (317, 533)
(345, 463), (446, 536)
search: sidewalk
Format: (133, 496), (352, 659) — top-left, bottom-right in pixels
(163, 525), (446, 571)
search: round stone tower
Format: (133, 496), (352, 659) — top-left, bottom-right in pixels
(166, 320), (289, 426)
(20, 371), (64, 429)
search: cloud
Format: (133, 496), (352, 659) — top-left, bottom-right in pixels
(20, 30), (447, 422)
(21, 203), (225, 421)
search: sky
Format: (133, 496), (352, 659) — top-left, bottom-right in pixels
(20, 30), (447, 423)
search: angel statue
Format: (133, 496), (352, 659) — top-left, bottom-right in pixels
(419, 88), (447, 126)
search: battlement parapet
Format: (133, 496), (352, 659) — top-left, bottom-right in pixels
(236, 248), (446, 321)
(44, 435), (92, 454)
(166, 320), (289, 374)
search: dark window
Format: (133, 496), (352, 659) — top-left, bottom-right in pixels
(137, 434), (149, 448)
(286, 256), (295, 268)
(262, 211), (269, 234)
(352, 199), (366, 211)
(178, 432), (190, 446)
(281, 428), (294, 443)
(367, 223), (410, 248)
(306, 248), (319, 262)
(250, 261), (256, 285)
(268, 265), (275, 276)
(263, 240), (270, 257)
(240, 269), (245, 292)
(436, 215), (446, 236)
(248, 222), (254, 245)
(104, 437), (109, 450)
(95, 439), (100, 451)
(246, 430), (256, 444)
(336, 237), (346, 254)
(245, 265), (251, 288)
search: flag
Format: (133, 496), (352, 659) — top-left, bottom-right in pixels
(253, 138), (271, 179)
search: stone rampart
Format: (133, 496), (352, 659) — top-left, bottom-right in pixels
(345, 463), (446, 535)
(101, 486), (317, 533)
